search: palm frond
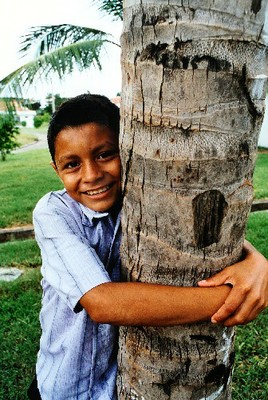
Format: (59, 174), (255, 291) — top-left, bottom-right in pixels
(0, 39), (109, 97)
(96, 0), (123, 21)
(19, 24), (111, 57)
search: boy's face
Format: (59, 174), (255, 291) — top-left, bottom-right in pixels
(52, 122), (121, 212)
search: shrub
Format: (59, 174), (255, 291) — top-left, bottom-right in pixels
(0, 113), (20, 161)
(33, 115), (43, 128)
(42, 112), (51, 123)
(34, 112), (51, 128)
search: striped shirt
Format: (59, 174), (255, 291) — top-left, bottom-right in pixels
(33, 189), (121, 399)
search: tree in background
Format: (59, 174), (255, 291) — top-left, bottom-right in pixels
(0, 113), (19, 161)
(118, 0), (267, 398)
(43, 93), (69, 115)
(26, 100), (41, 111)
(33, 93), (69, 128)
(0, 1), (123, 96)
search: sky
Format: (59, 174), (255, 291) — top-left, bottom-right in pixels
(0, 0), (123, 104)
(0, 0), (267, 146)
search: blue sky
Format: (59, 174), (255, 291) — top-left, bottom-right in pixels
(0, 0), (122, 103)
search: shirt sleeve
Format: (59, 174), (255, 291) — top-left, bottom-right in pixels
(33, 197), (111, 312)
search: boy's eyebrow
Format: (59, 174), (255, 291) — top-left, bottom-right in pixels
(57, 154), (79, 165)
(92, 141), (119, 152)
(56, 141), (119, 164)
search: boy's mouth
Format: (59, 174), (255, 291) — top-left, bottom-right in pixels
(84, 184), (113, 196)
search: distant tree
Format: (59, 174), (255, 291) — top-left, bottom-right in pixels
(43, 93), (69, 115)
(0, 113), (19, 161)
(27, 101), (41, 111)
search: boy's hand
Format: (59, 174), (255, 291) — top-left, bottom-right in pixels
(198, 240), (268, 326)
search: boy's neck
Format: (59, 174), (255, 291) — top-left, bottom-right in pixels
(108, 199), (122, 223)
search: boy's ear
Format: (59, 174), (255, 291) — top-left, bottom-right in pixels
(50, 161), (58, 174)
(51, 161), (64, 185)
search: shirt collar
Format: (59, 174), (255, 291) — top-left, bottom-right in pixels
(79, 203), (109, 227)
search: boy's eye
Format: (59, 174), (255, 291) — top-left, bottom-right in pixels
(63, 161), (80, 169)
(97, 150), (118, 160)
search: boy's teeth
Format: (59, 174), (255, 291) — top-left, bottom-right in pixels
(86, 185), (110, 195)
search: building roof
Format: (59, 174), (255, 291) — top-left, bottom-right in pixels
(0, 99), (35, 113)
(110, 96), (121, 107)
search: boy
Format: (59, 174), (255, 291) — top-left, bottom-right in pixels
(31, 94), (268, 399)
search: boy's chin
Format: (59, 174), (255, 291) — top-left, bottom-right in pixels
(84, 191), (122, 214)
(83, 199), (120, 213)
(67, 188), (122, 213)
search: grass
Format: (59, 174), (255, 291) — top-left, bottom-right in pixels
(18, 124), (48, 136)
(0, 149), (62, 228)
(245, 212), (268, 258)
(232, 309), (268, 400)
(0, 239), (41, 268)
(231, 211), (268, 399)
(1, 217), (268, 399)
(0, 268), (42, 400)
(0, 149), (267, 399)
(253, 153), (268, 199)
(0, 238), (42, 399)
(16, 124), (48, 147)
(17, 132), (38, 147)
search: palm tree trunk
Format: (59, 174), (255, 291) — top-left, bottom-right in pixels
(118, 1), (268, 399)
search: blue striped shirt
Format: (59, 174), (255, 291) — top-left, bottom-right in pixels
(33, 189), (121, 399)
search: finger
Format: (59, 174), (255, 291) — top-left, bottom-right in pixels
(198, 268), (232, 287)
(211, 288), (247, 323)
(243, 239), (256, 254)
(216, 291), (265, 326)
(223, 304), (260, 327)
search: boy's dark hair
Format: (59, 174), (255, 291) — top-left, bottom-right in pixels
(47, 93), (120, 162)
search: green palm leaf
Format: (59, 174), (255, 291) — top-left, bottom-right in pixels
(97, 0), (123, 20)
(0, 24), (120, 96)
(19, 24), (111, 55)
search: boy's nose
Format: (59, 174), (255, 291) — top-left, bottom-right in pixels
(82, 161), (103, 182)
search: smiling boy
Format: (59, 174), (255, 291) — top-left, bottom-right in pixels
(30, 94), (268, 399)
(52, 122), (121, 213)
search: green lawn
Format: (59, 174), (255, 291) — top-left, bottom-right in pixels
(0, 268), (42, 399)
(0, 150), (267, 399)
(232, 307), (268, 399)
(0, 149), (62, 228)
(0, 239), (41, 268)
(253, 152), (268, 199)
(1, 216), (268, 399)
(17, 124), (48, 147)
(231, 211), (268, 399)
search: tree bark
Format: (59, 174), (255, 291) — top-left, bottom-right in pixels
(118, 1), (268, 399)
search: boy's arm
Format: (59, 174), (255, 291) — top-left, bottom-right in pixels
(198, 240), (268, 326)
(80, 282), (230, 326)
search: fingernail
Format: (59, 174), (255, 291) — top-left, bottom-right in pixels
(211, 317), (217, 323)
(198, 280), (207, 283)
